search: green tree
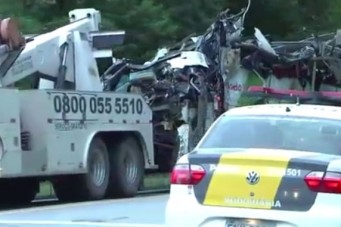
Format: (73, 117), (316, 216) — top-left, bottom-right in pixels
(0, 0), (340, 61)
(161, 0), (226, 38)
(104, 0), (178, 62)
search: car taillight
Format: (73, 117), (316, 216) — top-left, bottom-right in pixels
(304, 171), (341, 194)
(170, 164), (206, 185)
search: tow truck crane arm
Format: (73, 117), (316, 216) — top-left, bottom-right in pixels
(0, 9), (125, 91)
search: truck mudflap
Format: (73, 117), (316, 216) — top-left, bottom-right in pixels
(189, 149), (340, 211)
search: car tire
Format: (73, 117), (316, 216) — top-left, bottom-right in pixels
(53, 137), (110, 202)
(106, 136), (144, 198)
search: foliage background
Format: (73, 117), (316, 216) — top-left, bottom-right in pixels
(2, 0), (341, 62)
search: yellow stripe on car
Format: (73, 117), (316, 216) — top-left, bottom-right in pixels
(202, 149), (315, 209)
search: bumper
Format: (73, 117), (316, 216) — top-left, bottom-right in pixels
(165, 186), (341, 227)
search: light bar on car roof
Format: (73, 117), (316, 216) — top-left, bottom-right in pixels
(244, 86), (341, 105)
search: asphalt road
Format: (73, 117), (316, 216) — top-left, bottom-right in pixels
(0, 194), (169, 227)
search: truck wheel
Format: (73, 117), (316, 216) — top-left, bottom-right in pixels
(53, 137), (110, 202)
(14, 179), (39, 205)
(156, 129), (179, 172)
(0, 179), (38, 206)
(106, 137), (144, 198)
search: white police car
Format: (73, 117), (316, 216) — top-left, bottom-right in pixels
(166, 104), (341, 227)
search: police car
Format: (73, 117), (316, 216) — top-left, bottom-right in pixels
(165, 101), (341, 227)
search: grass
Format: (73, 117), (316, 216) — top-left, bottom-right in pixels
(38, 182), (54, 197)
(36, 173), (170, 198)
(237, 73), (264, 107)
(238, 74), (302, 106)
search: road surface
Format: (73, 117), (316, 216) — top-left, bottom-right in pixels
(0, 194), (169, 227)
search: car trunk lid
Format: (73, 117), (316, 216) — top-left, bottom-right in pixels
(189, 148), (339, 211)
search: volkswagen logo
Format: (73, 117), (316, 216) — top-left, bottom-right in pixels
(246, 171), (260, 185)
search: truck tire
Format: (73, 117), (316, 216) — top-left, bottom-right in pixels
(14, 179), (39, 205)
(0, 178), (38, 206)
(106, 137), (144, 198)
(53, 137), (110, 202)
(155, 129), (179, 172)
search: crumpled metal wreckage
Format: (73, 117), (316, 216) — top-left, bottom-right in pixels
(103, 1), (341, 164)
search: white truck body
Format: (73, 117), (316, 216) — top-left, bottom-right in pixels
(0, 8), (159, 203)
(0, 89), (153, 177)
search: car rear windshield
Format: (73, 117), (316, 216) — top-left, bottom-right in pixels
(199, 115), (341, 155)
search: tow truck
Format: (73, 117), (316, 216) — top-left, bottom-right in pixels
(0, 8), (168, 204)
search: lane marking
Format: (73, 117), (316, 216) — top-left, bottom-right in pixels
(0, 194), (169, 215)
(0, 220), (163, 227)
